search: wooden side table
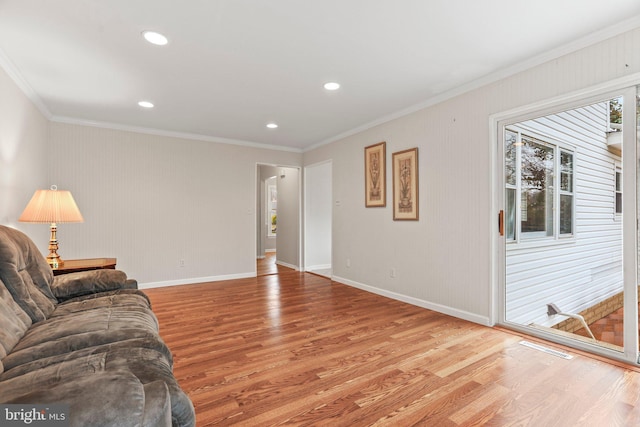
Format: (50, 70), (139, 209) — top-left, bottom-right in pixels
(52, 258), (117, 276)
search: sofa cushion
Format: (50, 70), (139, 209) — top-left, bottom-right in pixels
(0, 347), (193, 427)
(0, 226), (57, 322)
(51, 269), (138, 301)
(2, 303), (160, 371)
(142, 380), (173, 427)
(50, 289), (152, 318)
(2, 370), (172, 427)
(0, 337), (172, 381)
(0, 278), (32, 371)
(102, 347), (195, 427)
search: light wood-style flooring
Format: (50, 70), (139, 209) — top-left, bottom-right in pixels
(257, 252), (286, 277)
(145, 269), (640, 426)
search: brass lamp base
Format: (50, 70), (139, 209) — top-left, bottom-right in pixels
(46, 223), (64, 268)
(46, 254), (64, 268)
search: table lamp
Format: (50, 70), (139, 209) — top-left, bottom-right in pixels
(19, 185), (84, 267)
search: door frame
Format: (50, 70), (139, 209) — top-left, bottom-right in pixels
(490, 73), (640, 364)
(255, 162), (303, 273)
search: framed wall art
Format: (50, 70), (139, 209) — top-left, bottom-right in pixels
(364, 142), (386, 207)
(392, 147), (419, 220)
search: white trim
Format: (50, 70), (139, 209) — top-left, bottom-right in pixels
(255, 163), (259, 272)
(139, 272), (256, 289)
(332, 276), (491, 327)
(276, 260), (299, 270)
(614, 162), (623, 219)
(490, 73), (640, 126)
(306, 17), (640, 152)
(0, 47), (52, 119)
(297, 165), (304, 271)
(264, 248), (277, 253)
(304, 159), (333, 168)
(620, 86), (638, 362)
(51, 115), (302, 153)
(305, 264), (331, 271)
(310, 270), (331, 279)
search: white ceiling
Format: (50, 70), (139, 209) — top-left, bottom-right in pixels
(2, 1), (640, 152)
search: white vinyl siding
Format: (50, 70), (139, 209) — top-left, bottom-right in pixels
(506, 101), (622, 327)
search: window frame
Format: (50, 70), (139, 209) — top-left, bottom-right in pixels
(615, 163), (622, 218)
(505, 126), (576, 245)
(558, 149), (575, 236)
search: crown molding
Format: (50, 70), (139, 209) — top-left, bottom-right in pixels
(0, 46), (52, 120)
(2, 14), (639, 155)
(50, 115), (303, 153)
(305, 15), (640, 152)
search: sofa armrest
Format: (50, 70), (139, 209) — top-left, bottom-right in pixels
(51, 269), (138, 301)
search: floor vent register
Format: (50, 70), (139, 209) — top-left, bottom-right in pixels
(519, 340), (573, 360)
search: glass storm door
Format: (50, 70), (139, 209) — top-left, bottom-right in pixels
(500, 87), (639, 363)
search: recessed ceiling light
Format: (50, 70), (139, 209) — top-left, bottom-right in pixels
(142, 31), (168, 46)
(138, 101), (154, 108)
(324, 82), (340, 91)
(266, 123), (278, 129)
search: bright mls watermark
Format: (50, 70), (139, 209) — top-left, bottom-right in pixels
(1, 404), (69, 426)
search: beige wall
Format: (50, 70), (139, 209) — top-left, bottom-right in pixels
(304, 27), (640, 325)
(48, 123), (302, 285)
(275, 166), (300, 269)
(0, 65), (49, 245)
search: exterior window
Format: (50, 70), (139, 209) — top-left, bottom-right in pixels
(559, 151), (574, 235)
(505, 130), (517, 241)
(520, 136), (554, 238)
(505, 129), (574, 242)
(615, 168), (622, 215)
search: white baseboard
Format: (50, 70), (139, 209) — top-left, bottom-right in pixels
(265, 248), (277, 253)
(332, 275), (491, 327)
(305, 264), (331, 271)
(308, 270), (331, 278)
(139, 272), (256, 289)
(276, 260), (299, 270)
(140, 271), (490, 327)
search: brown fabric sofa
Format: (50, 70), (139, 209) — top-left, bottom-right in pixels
(0, 225), (195, 426)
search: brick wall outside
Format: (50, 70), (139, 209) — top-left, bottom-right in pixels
(552, 288), (640, 334)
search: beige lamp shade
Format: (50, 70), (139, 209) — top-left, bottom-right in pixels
(19, 187), (84, 224)
(18, 186), (83, 267)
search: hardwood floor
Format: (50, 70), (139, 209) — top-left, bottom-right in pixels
(257, 252), (290, 276)
(145, 270), (640, 426)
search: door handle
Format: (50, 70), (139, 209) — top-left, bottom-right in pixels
(499, 210), (504, 236)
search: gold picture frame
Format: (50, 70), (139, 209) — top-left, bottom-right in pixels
(392, 147), (419, 220)
(365, 142), (386, 207)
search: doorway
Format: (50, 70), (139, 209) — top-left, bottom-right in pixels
(304, 161), (332, 277)
(256, 164), (301, 276)
(495, 84), (639, 363)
